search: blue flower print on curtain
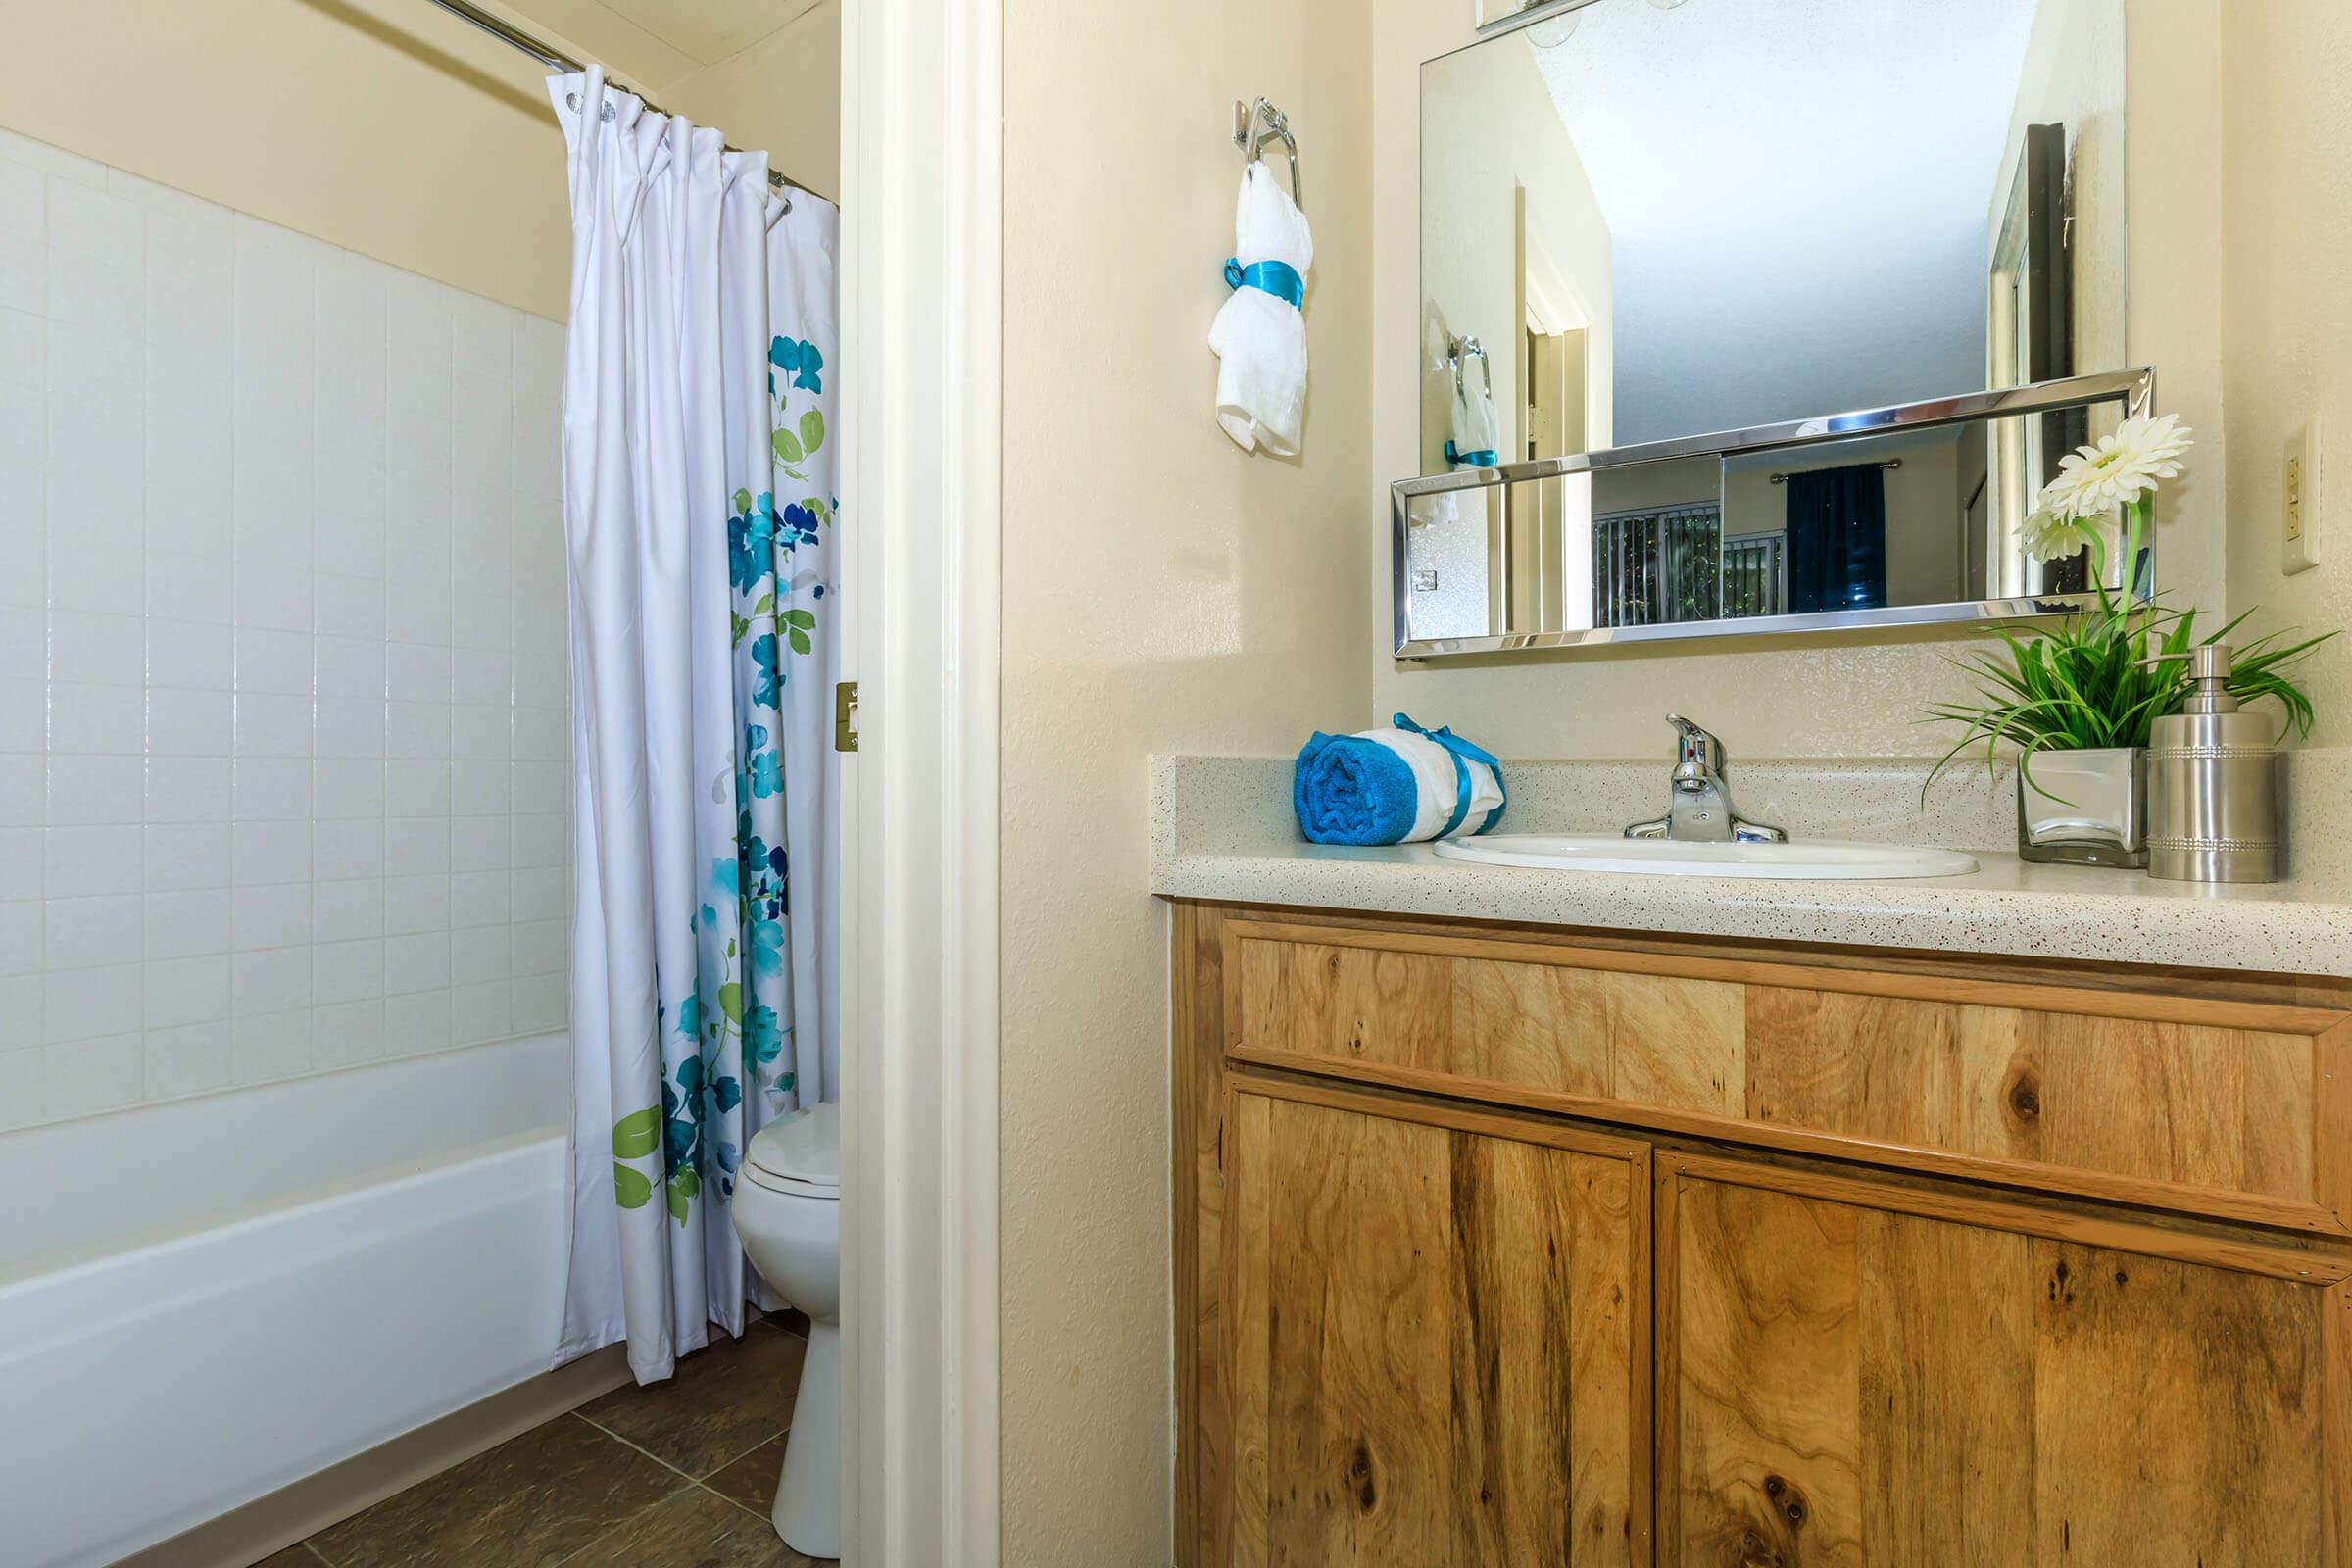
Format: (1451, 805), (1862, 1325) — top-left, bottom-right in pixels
(770, 335), (823, 397)
(612, 278), (841, 1230)
(724, 471), (799, 1122)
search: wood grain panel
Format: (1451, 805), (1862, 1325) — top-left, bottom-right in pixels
(1233, 938), (1454, 1070)
(1743, 991), (2044, 1163)
(1225, 918), (2344, 1233)
(1173, 904), (1227, 1568)
(1221, 1083), (1644, 1564)
(1855, 1212), (2034, 1565)
(1218, 916), (2350, 1032)
(1224, 1089), (1271, 1568)
(1454, 958), (1745, 1115)
(2037, 1012), (2313, 1195)
(1661, 1155), (2347, 1565)
(1670, 1178), (1864, 1567)
(2031, 1239), (2326, 1565)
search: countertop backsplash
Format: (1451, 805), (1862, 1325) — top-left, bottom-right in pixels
(1152, 747), (2352, 889)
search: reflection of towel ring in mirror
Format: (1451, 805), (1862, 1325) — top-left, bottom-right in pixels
(1232, 96), (1303, 209)
(1447, 334), (1491, 401)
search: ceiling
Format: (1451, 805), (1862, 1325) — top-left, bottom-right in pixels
(579, 0), (824, 69)
(506, 0), (827, 87)
(1532, 0), (2046, 443)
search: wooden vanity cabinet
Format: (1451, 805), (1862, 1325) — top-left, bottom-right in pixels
(1173, 903), (2352, 1567)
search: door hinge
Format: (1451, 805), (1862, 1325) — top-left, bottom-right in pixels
(834, 681), (860, 753)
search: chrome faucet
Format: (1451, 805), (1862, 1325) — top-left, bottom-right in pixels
(1624, 714), (1786, 844)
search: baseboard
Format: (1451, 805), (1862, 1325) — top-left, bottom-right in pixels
(109, 1347), (635, 1568)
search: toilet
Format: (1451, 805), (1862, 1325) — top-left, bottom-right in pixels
(731, 1100), (841, 1558)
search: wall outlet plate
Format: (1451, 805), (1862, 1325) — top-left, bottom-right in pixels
(2285, 418), (2321, 575)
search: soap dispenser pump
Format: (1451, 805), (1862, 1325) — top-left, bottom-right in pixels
(2141, 644), (2281, 883)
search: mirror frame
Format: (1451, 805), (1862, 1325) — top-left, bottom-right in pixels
(1475, 0), (1606, 38)
(1391, 367), (2156, 659)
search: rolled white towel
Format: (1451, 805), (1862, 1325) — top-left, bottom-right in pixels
(1208, 164), (1313, 456)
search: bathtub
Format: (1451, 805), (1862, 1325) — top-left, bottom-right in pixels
(0, 1034), (574, 1568)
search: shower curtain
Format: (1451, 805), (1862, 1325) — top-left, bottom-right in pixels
(549, 70), (841, 1383)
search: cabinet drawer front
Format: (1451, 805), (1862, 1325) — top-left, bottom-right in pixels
(1224, 919), (2352, 1234)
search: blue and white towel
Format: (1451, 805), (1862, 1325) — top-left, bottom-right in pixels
(1208, 163), (1312, 456)
(1294, 714), (1506, 846)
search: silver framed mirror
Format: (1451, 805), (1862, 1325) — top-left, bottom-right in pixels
(1403, 0), (2133, 659)
(1393, 368), (2153, 658)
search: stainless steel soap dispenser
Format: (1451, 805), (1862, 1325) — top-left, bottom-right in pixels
(2143, 644), (2281, 883)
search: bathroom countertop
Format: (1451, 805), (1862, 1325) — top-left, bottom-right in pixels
(1150, 755), (2352, 978)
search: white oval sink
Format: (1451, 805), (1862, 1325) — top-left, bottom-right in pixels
(1431, 833), (1979, 880)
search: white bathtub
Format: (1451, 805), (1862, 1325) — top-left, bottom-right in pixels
(0, 1034), (573, 1568)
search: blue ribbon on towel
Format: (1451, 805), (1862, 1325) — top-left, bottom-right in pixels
(1392, 712), (1507, 837)
(1443, 439), (1497, 469)
(1223, 257), (1304, 308)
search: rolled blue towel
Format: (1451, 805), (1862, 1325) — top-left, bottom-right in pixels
(1294, 714), (1507, 845)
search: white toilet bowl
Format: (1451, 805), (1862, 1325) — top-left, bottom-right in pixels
(730, 1101), (841, 1559)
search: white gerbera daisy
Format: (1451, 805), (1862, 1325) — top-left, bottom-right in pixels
(2020, 503), (2098, 564)
(2034, 412), (2192, 522)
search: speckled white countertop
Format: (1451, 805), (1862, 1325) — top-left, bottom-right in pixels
(1150, 754), (2352, 977)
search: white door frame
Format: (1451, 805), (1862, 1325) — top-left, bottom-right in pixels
(837, 0), (1002, 1563)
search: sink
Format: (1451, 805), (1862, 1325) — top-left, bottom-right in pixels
(1430, 833), (1979, 880)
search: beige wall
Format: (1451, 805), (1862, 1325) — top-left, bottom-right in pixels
(2220, 0), (2352, 750)
(1993, 0), (2129, 380)
(1369, 0), (2231, 761)
(999, 0), (1372, 1556)
(1419, 34), (1612, 470)
(0, 0), (604, 320)
(0, 0), (840, 323)
(662, 2), (841, 205)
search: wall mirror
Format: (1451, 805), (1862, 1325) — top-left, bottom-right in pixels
(1394, 370), (2152, 655)
(1404, 0), (2133, 657)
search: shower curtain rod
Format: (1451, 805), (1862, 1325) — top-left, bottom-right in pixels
(417, 0), (816, 203)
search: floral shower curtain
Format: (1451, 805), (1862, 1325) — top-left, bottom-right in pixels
(549, 70), (840, 1383)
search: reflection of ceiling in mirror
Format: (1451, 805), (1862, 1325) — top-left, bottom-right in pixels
(1532, 0), (2040, 444)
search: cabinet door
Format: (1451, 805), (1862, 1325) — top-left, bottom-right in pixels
(1658, 1153), (2350, 1566)
(1221, 1076), (1649, 1565)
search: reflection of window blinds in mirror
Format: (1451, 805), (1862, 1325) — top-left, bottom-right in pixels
(1592, 504), (1722, 628)
(1722, 534), (1785, 619)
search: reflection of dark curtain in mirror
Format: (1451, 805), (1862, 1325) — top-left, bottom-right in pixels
(1784, 466), (1887, 613)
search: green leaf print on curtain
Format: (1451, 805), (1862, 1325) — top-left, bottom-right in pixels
(612, 1107), (660, 1209)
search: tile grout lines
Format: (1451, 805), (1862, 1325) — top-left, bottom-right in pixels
(285, 1319), (811, 1568)
(550, 1407), (800, 1567)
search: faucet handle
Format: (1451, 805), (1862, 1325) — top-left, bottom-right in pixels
(1665, 713), (1722, 772)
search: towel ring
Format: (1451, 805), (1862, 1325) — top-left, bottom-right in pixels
(1447, 334), (1490, 400)
(1232, 96), (1303, 209)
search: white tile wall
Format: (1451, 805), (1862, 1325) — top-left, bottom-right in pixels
(0, 129), (569, 1131)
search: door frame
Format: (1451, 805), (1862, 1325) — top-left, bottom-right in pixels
(838, 0), (1003, 1561)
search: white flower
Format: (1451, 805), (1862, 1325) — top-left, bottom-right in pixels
(2034, 412), (2193, 523)
(2021, 503), (2098, 564)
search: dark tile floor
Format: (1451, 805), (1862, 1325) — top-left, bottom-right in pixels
(255, 1313), (831, 1568)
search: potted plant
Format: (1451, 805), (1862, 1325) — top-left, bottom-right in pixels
(1926, 414), (2332, 866)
